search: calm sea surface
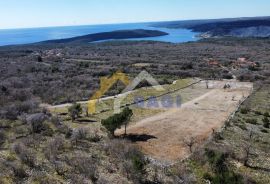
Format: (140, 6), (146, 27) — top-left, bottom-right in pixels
(0, 22), (199, 46)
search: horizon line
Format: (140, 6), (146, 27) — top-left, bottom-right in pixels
(0, 15), (269, 31)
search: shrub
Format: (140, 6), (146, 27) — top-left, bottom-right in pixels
(37, 55), (43, 62)
(203, 172), (213, 181)
(264, 112), (270, 117)
(88, 128), (102, 142)
(131, 153), (145, 173)
(211, 171), (243, 184)
(45, 136), (65, 161)
(204, 149), (243, 184)
(254, 111), (262, 115)
(42, 124), (54, 137)
(68, 155), (98, 182)
(27, 113), (48, 133)
(11, 163), (28, 179)
(65, 128), (73, 139)
(237, 124), (247, 130)
(96, 176), (110, 184)
(105, 139), (146, 180)
(213, 132), (224, 141)
(13, 143), (36, 168)
(31, 171), (59, 184)
(68, 103), (82, 121)
(246, 118), (257, 125)
(14, 125), (29, 135)
(54, 161), (69, 176)
(51, 116), (61, 126)
(205, 149), (228, 173)
(240, 108), (249, 114)
(263, 122), (270, 129)
(0, 131), (6, 147)
(262, 117), (269, 128)
(72, 128), (88, 143)
(56, 124), (72, 138)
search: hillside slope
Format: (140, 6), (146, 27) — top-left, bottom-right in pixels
(153, 17), (270, 38)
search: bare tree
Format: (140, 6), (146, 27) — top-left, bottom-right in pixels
(183, 137), (196, 153)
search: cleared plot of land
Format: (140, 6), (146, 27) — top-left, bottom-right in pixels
(116, 80), (253, 162)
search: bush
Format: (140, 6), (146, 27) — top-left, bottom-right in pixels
(203, 172), (213, 181)
(263, 122), (270, 129)
(88, 128), (102, 142)
(264, 112), (270, 117)
(105, 139), (146, 180)
(13, 143), (36, 168)
(131, 153), (145, 173)
(254, 111), (262, 115)
(51, 116), (61, 126)
(246, 118), (257, 125)
(11, 163), (28, 179)
(263, 117), (269, 128)
(42, 124), (54, 137)
(240, 108), (249, 114)
(27, 113), (48, 133)
(54, 161), (69, 176)
(37, 55), (42, 62)
(211, 171), (243, 184)
(0, 131), (6, 147)
(68, 155), (98, 182)
(106, 139), (146, 183)
(56, 124), (73, 138)
(204, 149), (243, 184)
(72, 128), (88, 143)
(65, 128), (73, 139)
(45, 136), (65, 161)
(68, 103), (82, 121)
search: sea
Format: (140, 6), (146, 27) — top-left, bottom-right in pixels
(0, 22), (199, 46)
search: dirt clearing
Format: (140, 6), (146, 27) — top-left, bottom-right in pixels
(116, 80), (253, 162)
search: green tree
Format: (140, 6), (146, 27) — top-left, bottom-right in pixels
(101, 107), (133, 137)
(68, 103), (82, 121)
(122, 107), (133, 136)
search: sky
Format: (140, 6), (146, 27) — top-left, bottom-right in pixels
(0, 0), (269, 29)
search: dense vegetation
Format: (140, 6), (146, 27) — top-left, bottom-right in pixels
(1, 37), (270, 120)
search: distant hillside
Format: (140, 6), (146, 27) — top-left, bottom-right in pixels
(40, 29), (168, 44)
(153, 16), (270, 38)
